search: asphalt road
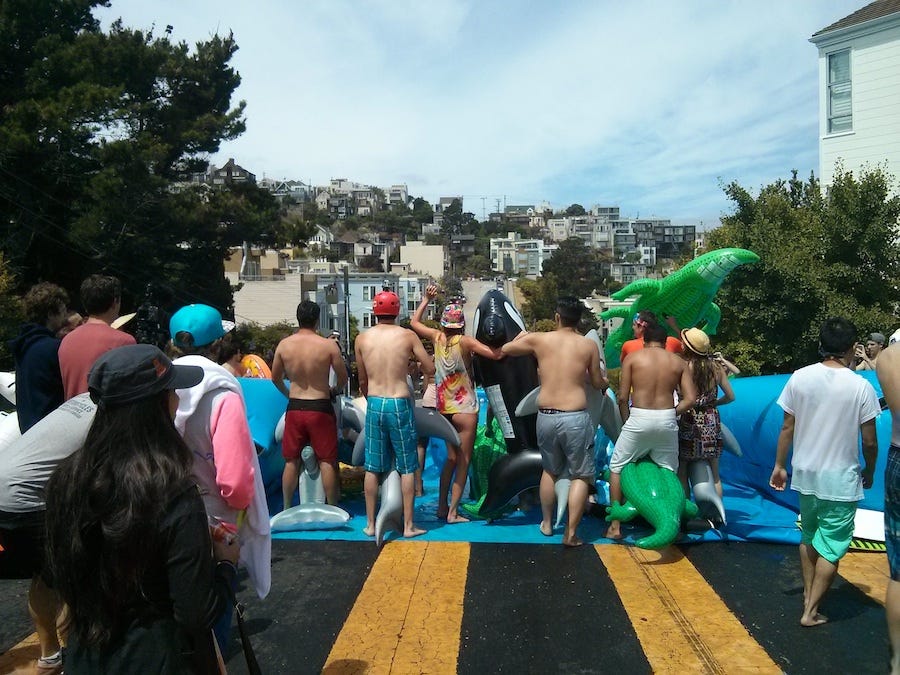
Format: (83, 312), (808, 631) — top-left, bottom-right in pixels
(1, 538), (891, 674)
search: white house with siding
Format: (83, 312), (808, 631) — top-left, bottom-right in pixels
(810, 0), (900, 194)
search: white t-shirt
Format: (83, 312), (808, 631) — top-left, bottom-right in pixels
(778, 362), (880, 501)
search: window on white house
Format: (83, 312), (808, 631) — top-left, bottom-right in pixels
(362, 285), (375, 301)
(362, 312), (373, 328)
(827, 50), (852, 133)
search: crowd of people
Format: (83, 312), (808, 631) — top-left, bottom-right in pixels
(2, 274), (899, 672)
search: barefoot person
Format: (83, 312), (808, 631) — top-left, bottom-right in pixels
(410, 284), (502, 523)
(272, 300), (348, 508)
(607, 323), (697, 540)
(355, 290), (434, 538)
(501, 297), (607, 547)
(770, 317), (879, 627)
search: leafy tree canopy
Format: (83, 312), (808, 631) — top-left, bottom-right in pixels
(565, 203), (586, 216)
(0, 0), (266, 316)
(706, 166), (900, 375)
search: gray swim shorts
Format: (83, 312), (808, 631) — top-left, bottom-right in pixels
(536, 409), (596, 479)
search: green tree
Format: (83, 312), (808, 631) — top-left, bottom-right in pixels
(540, 238), (606, 297)
(411, 197), (434, 225)
(440, 198), (463, 237)
(565, 204), (586, 216)
(706, 167), (900, 375)
(0, 253), (23, 369)
(0, 2), (256, 313)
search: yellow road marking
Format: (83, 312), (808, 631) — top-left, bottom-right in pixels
(323, 541), (469, 674)
(840, 550), (889, 606)
(595, 545), (781, 674)
(0, 631), (40, 675)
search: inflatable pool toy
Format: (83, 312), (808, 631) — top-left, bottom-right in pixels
(270, 503), (351, 532)
(687, 460), (726, 524)
(472, 289), (539, 454)
(554, 478), (571, 529)
(600, 248), (760, 368)
(375, 470), (403, 547)
(298, 445), (326, 504)
(605, 459), (700, 550)
(242, 354), (272, 379)
(0, 372), (15, 406)
(478, 450), (544, 519)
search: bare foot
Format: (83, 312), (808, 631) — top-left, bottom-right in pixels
(606, 525), (622, 540)
(363, 525), (375, 537)
(447, 513), (469, 524)
(404, 526), (426, 538)
(563, 536), (584, 548)
(415, 488), (424, 497)
(437, 506), (449, 520)
(800, 613), (828, 627)
(539, 521), (553, 537)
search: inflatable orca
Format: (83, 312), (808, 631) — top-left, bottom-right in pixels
(472, 289), (539, 454)
(375, 470), (403, 546)
(477, 451), (544, 519)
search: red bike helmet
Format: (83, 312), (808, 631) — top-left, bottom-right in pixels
(373, 290), (400, 317)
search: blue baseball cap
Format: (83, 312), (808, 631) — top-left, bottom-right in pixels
(169, 304), (234, 348)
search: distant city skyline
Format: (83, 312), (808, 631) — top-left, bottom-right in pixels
(97, 0), (863, 228)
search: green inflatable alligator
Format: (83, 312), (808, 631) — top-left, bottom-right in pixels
(605, 459), (699, 550)
(599, 247), (759, 368)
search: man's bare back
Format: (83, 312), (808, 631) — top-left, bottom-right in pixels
(505, 330), (605, 410)
(618, 344), (696, 420)
(356, 324), (433, 398)
(272, 329), (347, 400)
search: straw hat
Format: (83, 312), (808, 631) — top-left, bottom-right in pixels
(680, 328), (710, 355)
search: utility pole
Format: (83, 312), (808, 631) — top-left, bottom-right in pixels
(481, 197), (486, 222)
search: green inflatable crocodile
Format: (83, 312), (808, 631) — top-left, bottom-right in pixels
(605, 459), (699, 549)
(599, 247), (759, 368)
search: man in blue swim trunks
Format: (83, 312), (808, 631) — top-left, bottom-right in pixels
(877, 342), (900, 672)
(770, 317), (879, 627)
(355, 290), (434, 538)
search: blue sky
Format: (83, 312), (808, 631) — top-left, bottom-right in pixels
(96, 0), (860, 227)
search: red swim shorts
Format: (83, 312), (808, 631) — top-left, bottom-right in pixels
(282, 398), (338, 465)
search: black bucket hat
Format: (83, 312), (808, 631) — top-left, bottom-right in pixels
(88, 344), (203, 406)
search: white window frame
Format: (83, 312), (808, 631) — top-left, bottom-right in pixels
(827, 49), (852, 134)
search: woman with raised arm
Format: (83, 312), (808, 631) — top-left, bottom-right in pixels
(410, 284), (503, 522)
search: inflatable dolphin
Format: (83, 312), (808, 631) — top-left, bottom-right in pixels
(270, 504), (351, 532)
(375, 470), (403, 547)
(0, 372), (15, 406)
(350, 404), (461, 466)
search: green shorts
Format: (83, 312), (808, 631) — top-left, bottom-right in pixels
(798, 493), (856, 564)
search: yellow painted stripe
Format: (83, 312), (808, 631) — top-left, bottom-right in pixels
(595, 545), (781, 674)
(0, 631), (41, 674)
(839, 550), (889, 606)
(323, 541), (469, 674)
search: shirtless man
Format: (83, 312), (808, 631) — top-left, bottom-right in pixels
(355, 290), (435, 538)
(502, 297), (607, 547)
(272, 300), (348, 508)
(607, 323), (697, 540)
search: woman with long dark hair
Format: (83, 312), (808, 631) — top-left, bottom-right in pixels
(677, 328), (736, 501)
(44, 344), (239, 673)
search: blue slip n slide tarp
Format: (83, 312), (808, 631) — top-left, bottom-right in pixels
(240, 372), (891, 547)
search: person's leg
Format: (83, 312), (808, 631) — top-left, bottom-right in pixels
(606, 470), (623, 539)
(677, 460), (690, 498)
(539, 470), (556, 536)
(281, 459), (300, 511)
(400, 472), (425, 538)
(438, 443), (458, 519)
(447, 413), (477, 523)
(363, 471), (379, 537)
(888, 580), (900, 674)
(415, 438), (426, 497)
(29, 575), (61, 659)
(799, 543), (818, 608)
(709, 457), (722, 499)
(564, 477), (590, 547)
(801, 553), (838, 626)
(320, 461), (340, 505)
